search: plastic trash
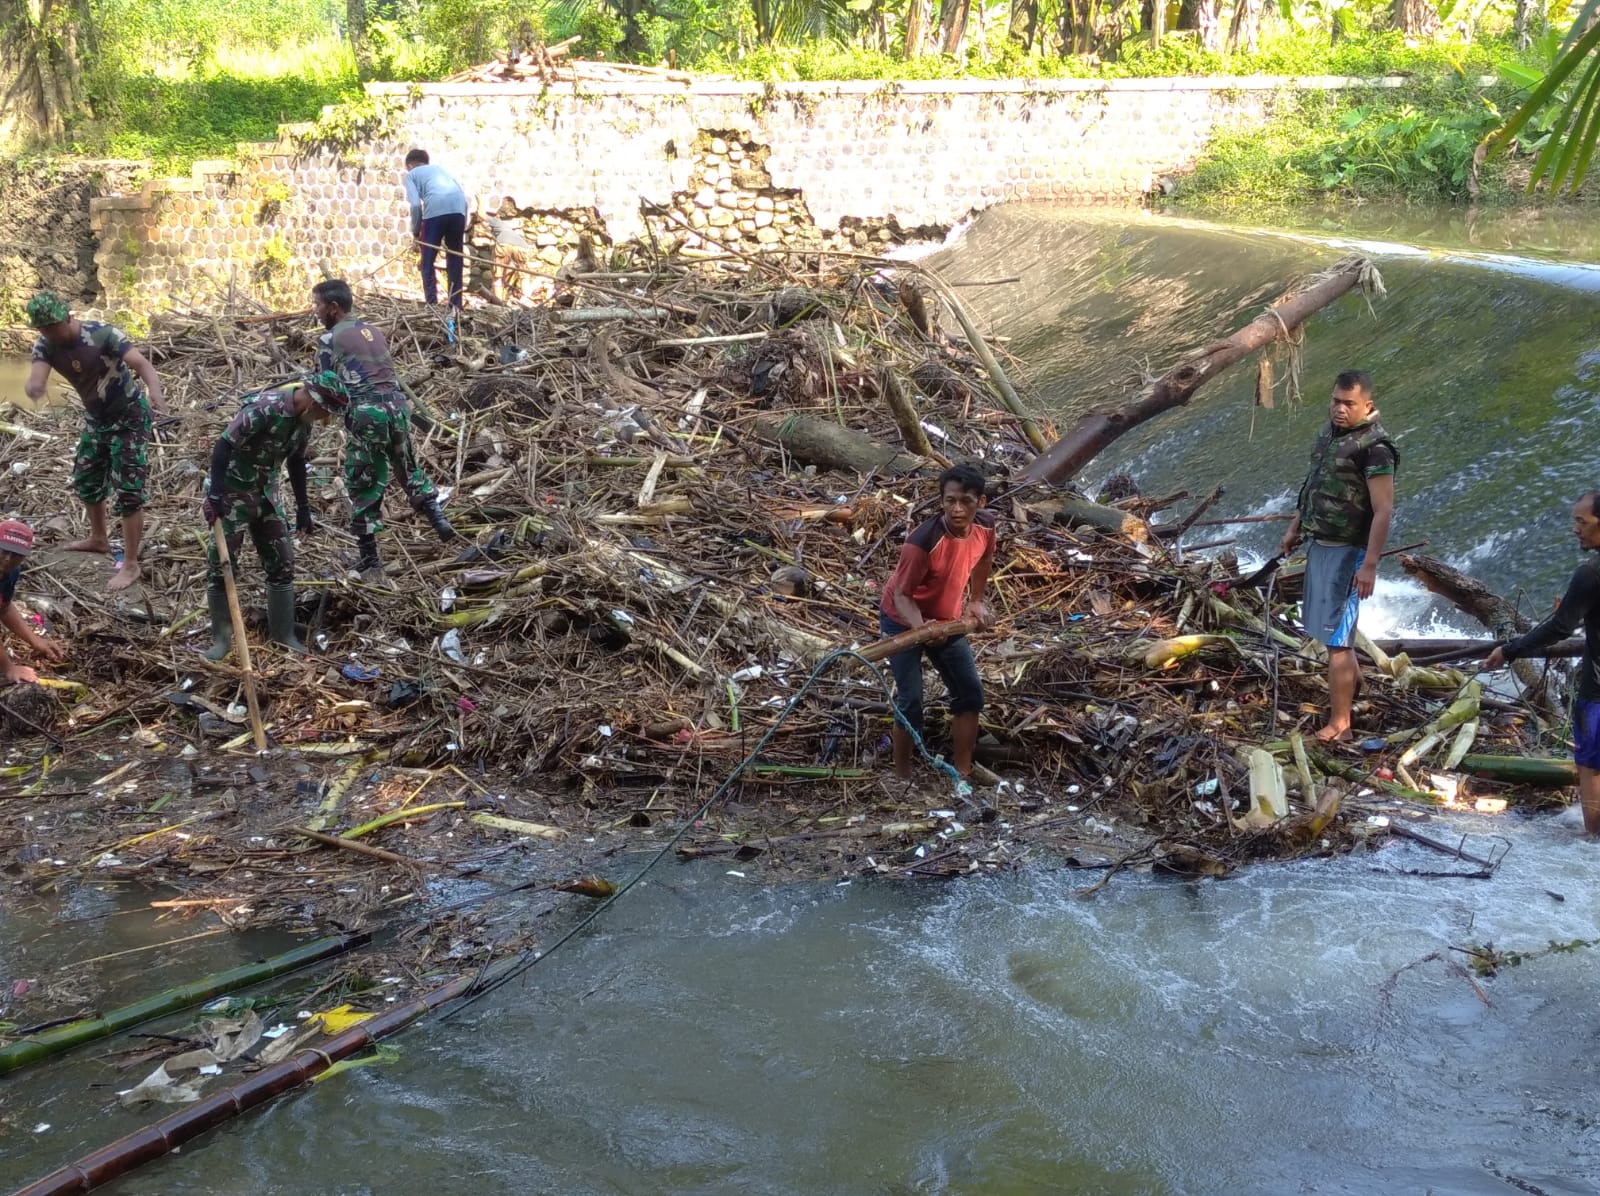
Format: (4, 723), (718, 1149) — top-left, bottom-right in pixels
(340, 663), (380, 683)
(440, 629), (466, 663)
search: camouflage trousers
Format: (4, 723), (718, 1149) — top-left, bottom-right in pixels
(73, 399), (151, 516)
(345, 401), (437, 536)
(206, 492), (294, 588)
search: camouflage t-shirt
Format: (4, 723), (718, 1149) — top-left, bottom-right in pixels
(31, 321), (144, 423)
(219, 385), (311, 497)
(315, 318), (402, 410)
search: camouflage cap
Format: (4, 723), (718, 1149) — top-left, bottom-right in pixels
(26, 291), (71, 329)
(302, 369), (349, 412)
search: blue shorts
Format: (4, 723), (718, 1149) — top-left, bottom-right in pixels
(1574, 697), (1600, 771)
(878, 612), (984, 735)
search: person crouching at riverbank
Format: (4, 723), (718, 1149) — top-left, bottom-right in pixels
(1277, 370), (1397, 743)
(1485, 492), (1600, 837)
(879, 464), (997, 780)
(0, 520), (66, 684)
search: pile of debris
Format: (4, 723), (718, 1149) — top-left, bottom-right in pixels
(0, 248), (1566, 1030)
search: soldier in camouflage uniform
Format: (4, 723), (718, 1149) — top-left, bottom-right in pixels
(309, 279), (455, 580)
(23, 291), (168, 593)
(201, 371), (348, 659)
(1278, 369), (1398, 742)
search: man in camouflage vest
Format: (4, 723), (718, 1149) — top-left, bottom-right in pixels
(22, 291), (168, 592)
(1278, 369), (1398, 742)
(202, 371), (347, 659)
(310, 279), (454, 582)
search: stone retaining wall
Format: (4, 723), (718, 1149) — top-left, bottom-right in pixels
(86, 76), (1391, 317)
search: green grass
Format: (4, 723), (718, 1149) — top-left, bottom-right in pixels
(716, 29), (1528, 83)
(1172, 74), (1538, 209)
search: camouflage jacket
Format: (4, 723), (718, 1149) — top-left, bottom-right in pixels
(216, 386), (311, 497)
(1297, 414), (1398, 545)
(316, 317), (403, 408)
(31, 321), (145, 424)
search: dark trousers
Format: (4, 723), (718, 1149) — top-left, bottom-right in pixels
(879, 612), (984, 736)
(419, 212), (467, 310)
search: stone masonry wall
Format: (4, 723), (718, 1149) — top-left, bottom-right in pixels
(85, 76), (1383, 317)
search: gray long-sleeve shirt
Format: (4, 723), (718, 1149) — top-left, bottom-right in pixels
(403, 164), (468, 235)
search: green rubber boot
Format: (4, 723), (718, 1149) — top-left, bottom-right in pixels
(265, 583), (307, 654)
(202, 582), (233, 662)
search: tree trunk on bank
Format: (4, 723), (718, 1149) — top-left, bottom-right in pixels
(904, 0), (929, 57)
(1225, 0), (1263, 53)
(1144, 0), (1165, 49)
(346, 0), (372, 77)
(0, 0), (90, 145)
(1016, 256), (1382, 488)
(1008, 0), (1039, 50)
(938, 0), (972, 54)
(1392, 0), (1440, 36)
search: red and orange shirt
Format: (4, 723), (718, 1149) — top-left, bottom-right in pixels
(880, 511), (997, 623)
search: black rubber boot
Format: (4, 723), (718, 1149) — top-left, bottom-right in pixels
(202, 582), (233, 662)
(265, 584), (307, 654)
(355, 533), (382, 573)
(422, 497), (456, 542)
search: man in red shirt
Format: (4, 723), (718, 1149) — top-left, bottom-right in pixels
(879, 465), (997, 780)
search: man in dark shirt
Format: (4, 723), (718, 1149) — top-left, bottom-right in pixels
(1277, 370), (1397, 742)
(879, 464), (997, 780)
(0, 520), (67, 684)
(22, 291), (168, 592)
(1486, 491), (1600, 836)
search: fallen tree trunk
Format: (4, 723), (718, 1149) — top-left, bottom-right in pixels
(1372, 635), (1584, 663)
(1398, 554), (1532, 639)
(1398, 552), (1550, 702)
(1017, 255), (1383, 486)
(754, 413), (928, 476)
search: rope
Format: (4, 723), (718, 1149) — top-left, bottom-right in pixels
(440, 646), (972, 1019)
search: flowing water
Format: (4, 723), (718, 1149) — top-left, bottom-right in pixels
(6, 208), (1600, 1194)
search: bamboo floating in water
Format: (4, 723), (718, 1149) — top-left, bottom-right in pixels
(9, 959), (517, 1196)
(0, 932), (366, 1076)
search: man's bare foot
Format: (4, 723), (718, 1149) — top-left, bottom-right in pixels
(1313, 724), (1352, 743)
(107, 561), (141, 592)
(62, 538), (112, 555)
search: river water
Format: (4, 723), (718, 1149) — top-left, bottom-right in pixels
(5, 208), (1600, 1194)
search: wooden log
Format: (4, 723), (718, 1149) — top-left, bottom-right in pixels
(1458, 754), (1577, 787)
(754, 413), (927, 476)
(878, 365), (948, 465)
(1058, 497), (1150, 543)
(291, 826), (424, 868)
(1371, 636), (1584, 663)
(1398, 554), (1532, 639)
(854, 618), (980, 663)
(1398, 552), (1551, 702)
(1017, 255), (1381, 486)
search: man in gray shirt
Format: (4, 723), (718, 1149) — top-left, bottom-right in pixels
(403, 149), (469, 326)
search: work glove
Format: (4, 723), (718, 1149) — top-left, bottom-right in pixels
(296, 505), (315, 535)
(203, 493), (230, 526)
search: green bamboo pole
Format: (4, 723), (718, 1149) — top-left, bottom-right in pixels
(749, 765), (871, 779)
(0, 932), (367, 1076)
(1458, 755), (1578, 787)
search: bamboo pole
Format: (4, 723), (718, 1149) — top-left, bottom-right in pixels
(212, 525), (267, 751)
(0, 933), (366, 1076)
(9, 960), (515, 1196)
(919, 274), (1048, 453)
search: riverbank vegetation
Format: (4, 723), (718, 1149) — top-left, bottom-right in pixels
(0, 0), (1579, 187)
